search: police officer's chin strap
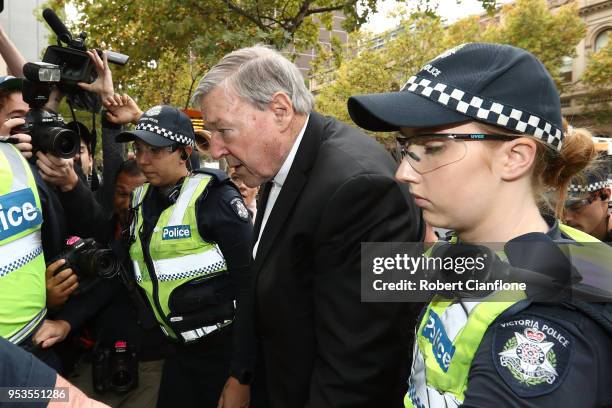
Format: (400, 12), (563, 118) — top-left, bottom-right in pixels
(431, 233), (576, 301)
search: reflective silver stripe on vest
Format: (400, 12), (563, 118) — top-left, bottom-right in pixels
(7, 306), (47, 345)
(0, 233), (43, 278)
(408, 349), (461, 408)
(129, 185), (146, 240)
(167, 174), (206, 226)
(132, 260), (143, 283)
(152, 247), (226, 282)
(1, 143), (30, 192)
(179, 319), (231, 343)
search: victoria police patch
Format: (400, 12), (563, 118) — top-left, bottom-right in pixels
(230, 197), (250, 221)
(492, 315), (573, 398)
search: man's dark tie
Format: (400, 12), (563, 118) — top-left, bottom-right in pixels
(253, 181), (273, 241)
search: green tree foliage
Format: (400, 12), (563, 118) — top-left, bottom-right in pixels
(315, 15), (447, 136)
(40, 0), (504, 110)
(43, 0), (395, 109)
(580, 42), (612, 124)
(485, 0), (584, 91)
(314, 0), (585, 140)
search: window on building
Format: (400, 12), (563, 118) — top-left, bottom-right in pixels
(560, 56), (572, 83)
(594, 29), (609, 52)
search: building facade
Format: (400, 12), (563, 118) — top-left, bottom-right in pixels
(0, 0), (50, 75)
(283, 10), (349, 89)
(553, 0), (611, 136)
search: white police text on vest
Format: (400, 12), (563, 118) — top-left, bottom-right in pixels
(162, 225), (191, 240)
(0, 188), (42, 241)
(422, 309), (456, 372)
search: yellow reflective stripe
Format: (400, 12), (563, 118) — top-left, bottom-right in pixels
(0, 147), (13, 196)
(559, 223), (601, 243)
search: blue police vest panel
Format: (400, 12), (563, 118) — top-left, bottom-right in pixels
(0, 188), (42, 242)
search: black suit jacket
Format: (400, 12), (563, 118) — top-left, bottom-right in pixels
(253, 112), (424, 408)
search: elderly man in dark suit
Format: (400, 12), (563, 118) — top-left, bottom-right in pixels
(193, 45), (424, 408)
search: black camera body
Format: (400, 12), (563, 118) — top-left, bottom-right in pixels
(10, 104), (79, 159)
(92, 340), (138, 395)
(56, 236), (120, 280)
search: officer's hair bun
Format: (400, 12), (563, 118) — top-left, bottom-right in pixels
(535, 120), (597, 216)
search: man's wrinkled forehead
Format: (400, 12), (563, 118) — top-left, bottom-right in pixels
(201, 84), (242, 124)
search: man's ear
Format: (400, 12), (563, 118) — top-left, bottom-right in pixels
(269, 92), (293, 130)
(498, 137), (538, 182)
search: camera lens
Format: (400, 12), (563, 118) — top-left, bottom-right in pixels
(49, 127), (79, 158)
(95, 250), (119, 279)
(111, 368), (132, 388)
(109, 354), (135, 393)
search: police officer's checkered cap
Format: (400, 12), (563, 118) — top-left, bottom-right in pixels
(134, 122), (195, 147)
(568, 180), (609, 194)
(116, 105), (196, 147)
(348, 43), (565, 151)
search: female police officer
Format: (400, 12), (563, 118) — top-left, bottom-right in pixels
(111, 103), (255, 407)
(348, 43), (612, 407)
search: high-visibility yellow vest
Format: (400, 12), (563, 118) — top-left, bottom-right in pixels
(129, 174), (231, 342)
(405, 225), (608, 407)
(0, 143), (47, 344)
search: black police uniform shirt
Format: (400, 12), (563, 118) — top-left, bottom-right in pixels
(457, 220), (612, 407)
(0, 336), (56, 408)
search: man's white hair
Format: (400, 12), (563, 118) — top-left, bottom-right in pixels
(192, 44), (314, 114)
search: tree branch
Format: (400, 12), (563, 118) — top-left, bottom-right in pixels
(305, 1), (354, 16)
(221, 0), (270, 32)
(286, 0), (316, 34)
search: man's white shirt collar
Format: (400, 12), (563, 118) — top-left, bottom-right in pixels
(253, 114), (310, 258)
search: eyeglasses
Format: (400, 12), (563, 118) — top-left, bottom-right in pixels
(131, 143), (178, 158)
(564, 193), (599, 212)
(395, 133), (519, 174)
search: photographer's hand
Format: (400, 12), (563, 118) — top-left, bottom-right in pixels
(45, 259), (79, 309)
(104, 93), (142, 125)
(36, 151), (79, 192)
(217, 377), (250, 408)
(32, 319), (71, 349)
(0, 118), (33, 159)
(77, 50), (114, 100)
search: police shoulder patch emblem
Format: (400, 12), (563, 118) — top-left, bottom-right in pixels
(492, 315), (573, 398)
(230, 197), (250, 221)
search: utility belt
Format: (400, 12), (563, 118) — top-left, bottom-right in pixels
(161, 271), (236, 345)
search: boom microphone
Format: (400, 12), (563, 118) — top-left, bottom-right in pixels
(42, 8), (72, 44)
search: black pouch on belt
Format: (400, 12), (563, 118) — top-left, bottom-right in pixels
(168, 272), (236, 338)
